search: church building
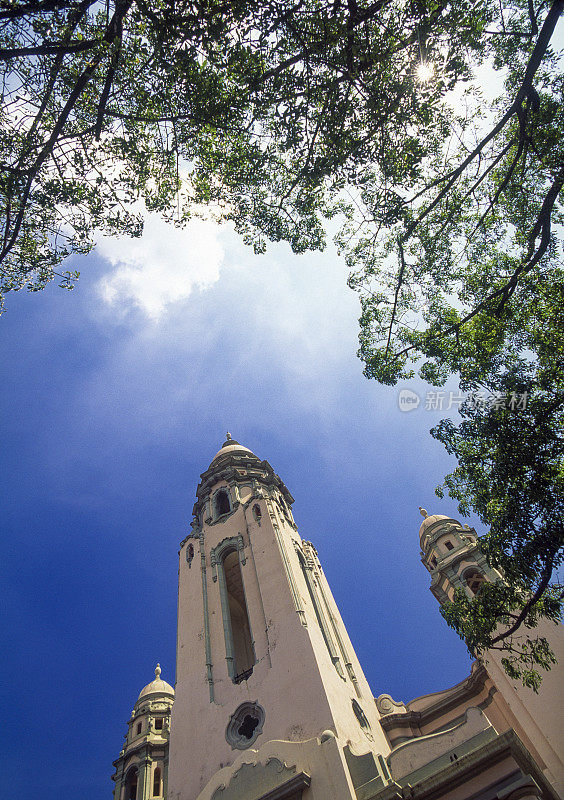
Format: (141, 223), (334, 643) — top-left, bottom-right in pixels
(111, 436), (564, 800)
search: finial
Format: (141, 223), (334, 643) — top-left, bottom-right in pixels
(226, 431), (232, 440)
(419, 507), (429, 519)
(155, 663), (161, 679)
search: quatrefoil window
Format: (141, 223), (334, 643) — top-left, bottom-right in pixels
(225, 702), (265, 749)
(238, 714), (259, 739)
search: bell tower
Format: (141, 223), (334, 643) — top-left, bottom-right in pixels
(168, 436), (391, 800)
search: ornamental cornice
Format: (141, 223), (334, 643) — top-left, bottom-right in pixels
(432, 542), (482, 577)
(371, 729), (557, 800)
(119, 736), (170, 763)
(191, 460), (294, 517)
(424, 522), (477, 549)
(379, 664), (492, 734)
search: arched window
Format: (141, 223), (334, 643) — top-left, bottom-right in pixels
(153, 766), (161, 797)
(125, 767), (138, 800)
(221, 549), (254, 681)
(215, 489), (231, 517)
(465, 569), (486, 595)
(252, 503), (262, 523)
(352, 699), (370, 732)
(136, 722), (141, 735)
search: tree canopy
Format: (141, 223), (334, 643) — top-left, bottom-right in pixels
(1, 0), (531, 300)
(1, 0), (562, 685)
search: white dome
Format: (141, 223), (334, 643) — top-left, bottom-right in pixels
(418, 510), (458, 545)
(419, 513), (451, 532)
(136, 664), (174, 703)
(210, 434), (256, 465)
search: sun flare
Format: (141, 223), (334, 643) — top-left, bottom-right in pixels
(416, 61), (435, 83)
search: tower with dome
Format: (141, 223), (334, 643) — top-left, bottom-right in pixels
(111, 437), (564, 800)
(112, 664), (174, 800)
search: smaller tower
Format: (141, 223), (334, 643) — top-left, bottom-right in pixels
(112, 665), (174, 800)
(418, 508), (564, 796)
(418, 507), (501, 603)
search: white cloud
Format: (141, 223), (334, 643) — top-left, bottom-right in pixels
(97, 215), (225, 320)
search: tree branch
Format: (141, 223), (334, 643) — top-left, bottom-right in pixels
(490, 535), (563, 645)
(0, 0), (92, 20)
(0, 39), (99, 59)
(0, 0), (133, 266)
(404, 0), (564, 242)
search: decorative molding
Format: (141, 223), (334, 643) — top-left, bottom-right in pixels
(198, 534), (215, 703)
(305, 540), (360, 695)
(366, 730), (559, 800)
(295, 541), (345, 678)
(376, 694), (407, 717)
(210, 536), (247, 582)
(256, 772), (311, 800)
(269, 514), (306, 627)
(387, 707), (495, 781)
(210, 756), (310, 800)
(192, 454), (294, 522)
(498, 775), (542, 800)
(245, 507), (272, 668)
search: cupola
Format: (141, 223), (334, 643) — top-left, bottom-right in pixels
(209, 432), (257, 466)
(418, 508), (499, 605)
(136, 663), (175, 705)
(189, 434), (295, 532)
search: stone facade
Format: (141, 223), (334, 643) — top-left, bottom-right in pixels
(112, 438), (564, 800)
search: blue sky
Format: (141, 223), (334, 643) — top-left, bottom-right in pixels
(0, 214), (482, 800)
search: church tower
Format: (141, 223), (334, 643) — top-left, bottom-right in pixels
(112, 664), (174, 800)
(168, 436), (391, 800)
(418, 509), (564, 796)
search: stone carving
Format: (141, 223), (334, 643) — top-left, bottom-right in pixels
(376, 694), (408, 716)
(211, 756), (309, 800)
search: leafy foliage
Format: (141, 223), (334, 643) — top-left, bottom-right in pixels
(433, 343), (564, 688)
(426, 208), (564, 687)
